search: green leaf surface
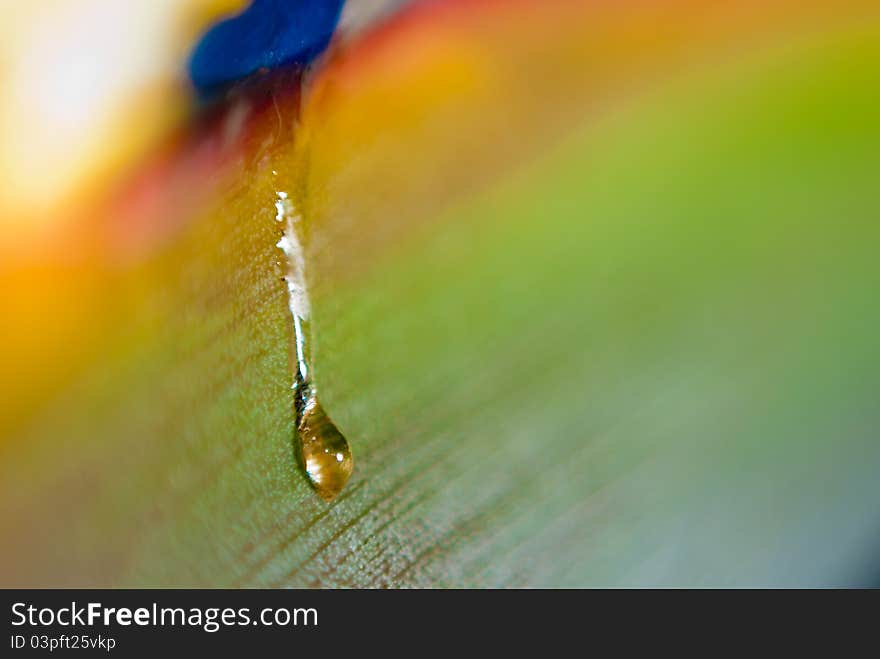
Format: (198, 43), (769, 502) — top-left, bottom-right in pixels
(1, 22), (878, 586)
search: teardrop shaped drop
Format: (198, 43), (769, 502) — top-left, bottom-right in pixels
(297, 395), (353, 502)
(275, 185), (354, 502)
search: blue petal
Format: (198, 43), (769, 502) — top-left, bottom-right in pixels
(189, 0), (346, 96)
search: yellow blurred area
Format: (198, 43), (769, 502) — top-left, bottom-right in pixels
(0, 0), (244, 242)
(296, 0), (878, 281)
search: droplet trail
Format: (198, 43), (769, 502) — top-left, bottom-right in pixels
(276, 187), (353, 501)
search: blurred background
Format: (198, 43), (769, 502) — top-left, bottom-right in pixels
(0, 0), (878, 586)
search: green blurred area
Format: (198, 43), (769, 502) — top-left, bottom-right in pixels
(1, 22), (878, 586)
(312, 25), (880, 586)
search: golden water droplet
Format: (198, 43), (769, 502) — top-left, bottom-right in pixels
(275, 186), (354, 501)
(296, 394), (353, 502)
